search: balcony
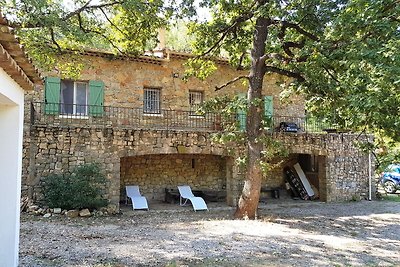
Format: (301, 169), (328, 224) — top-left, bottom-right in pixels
(30, 102), (341, 134)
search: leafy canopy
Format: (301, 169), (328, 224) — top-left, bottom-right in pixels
(186, 0), (399, 152)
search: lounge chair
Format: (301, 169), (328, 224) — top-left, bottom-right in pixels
(126, 185), (149, 210)
(177, 185), (208, 211)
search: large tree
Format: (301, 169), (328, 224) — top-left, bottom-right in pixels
(185, 0), (399, 218)
(3, 0), (399, 219)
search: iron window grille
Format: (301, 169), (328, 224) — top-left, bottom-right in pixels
(189, 91), (203, 115)
(144, 88), (161, 114)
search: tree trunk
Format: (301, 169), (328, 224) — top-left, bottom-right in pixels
(234, 17), (269, 219)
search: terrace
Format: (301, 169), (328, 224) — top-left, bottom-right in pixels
(30, 102), (341, 134)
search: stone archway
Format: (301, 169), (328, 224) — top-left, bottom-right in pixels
(113, 130), (238, 206)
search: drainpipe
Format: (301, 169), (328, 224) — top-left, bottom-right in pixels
(368, 153), (372, 201)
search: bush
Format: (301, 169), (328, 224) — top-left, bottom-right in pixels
(41, 163), (108, 210)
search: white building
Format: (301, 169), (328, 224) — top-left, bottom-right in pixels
(0, 14), (41, 267)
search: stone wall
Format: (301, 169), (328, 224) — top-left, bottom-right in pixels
(121, 154), (226, 201)
(23, 123), (374, 208)
(275, 133), (375, 202)
(22, 126), (230, 206)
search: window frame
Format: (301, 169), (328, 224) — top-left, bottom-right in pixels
(143, 87), (161, 114)
(60, 80), (89, 116)
(189, 90), (204, 116)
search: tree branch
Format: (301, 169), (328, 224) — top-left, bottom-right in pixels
(274, 20), (319, 41)
(282, 40), (305, 57)
(322, 65), (340, 84)
(263, 65), (305, 82)
(49, 27), (62, 52)
(77, 13), (123, 53)
(267, 52), (308, 64)
(99, 7), (128, 38)
(215, 75), (249, 91)
(62, 0), (92, 21)
(237, 52), (247, 70)
(62, 0), (125, 21)
(199, 1), (262, 57)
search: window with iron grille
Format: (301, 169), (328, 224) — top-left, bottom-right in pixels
(143, 88), (161, 114)
(189, 91), (203, 115)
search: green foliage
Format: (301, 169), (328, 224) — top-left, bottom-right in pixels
(183, 58), (218, 80)
(188, 0), (399, 177)
(1, 0), (177, 71)
(200, 96), (287, 173)
(41, 163), (108, 210)
(3, 0), (398, 144)
(300, 0), (400, 142)
(166, 20), (196, 52)
(375, 140), (400, 172)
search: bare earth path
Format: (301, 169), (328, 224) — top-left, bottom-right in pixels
(19, 200), (400, 267)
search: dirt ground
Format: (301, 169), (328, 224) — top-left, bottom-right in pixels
(19, 198), (400, 267)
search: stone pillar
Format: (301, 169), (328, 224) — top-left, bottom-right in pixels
(226, 157), (243, 207)
(226, 157), (234, 206)
(102, 153), (121, 209)
(318, 155), (327, 202)
(325, 156), (335, 202)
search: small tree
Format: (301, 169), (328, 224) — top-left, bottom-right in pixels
(41, 163), (108, 210)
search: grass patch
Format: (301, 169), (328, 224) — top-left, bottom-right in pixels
(381, 194), (400, 202)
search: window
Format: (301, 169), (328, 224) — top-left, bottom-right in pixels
(143, 88), (161, 114)
(60, 80), (88, 115)
(44, 77), (104, 116)
(189, 91), (203, 115)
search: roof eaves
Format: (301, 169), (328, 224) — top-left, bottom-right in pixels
(0, 13), (42, 90)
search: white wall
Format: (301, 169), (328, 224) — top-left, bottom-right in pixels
(0, 68), (25, 267)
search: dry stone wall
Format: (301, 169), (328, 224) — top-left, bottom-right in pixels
(275, 133), (375, 202)
(23, 123), (374, 208)
(23, 126), (230, 206)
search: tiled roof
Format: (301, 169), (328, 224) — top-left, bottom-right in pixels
(0, 13), (42, 90)
(67, 48), (230, 66)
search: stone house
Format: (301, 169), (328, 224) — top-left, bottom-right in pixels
(0, 14), (41, 266)
(22, 49), (374, 209)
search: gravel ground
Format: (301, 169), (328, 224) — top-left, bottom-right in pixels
(19, 199), (400, 267)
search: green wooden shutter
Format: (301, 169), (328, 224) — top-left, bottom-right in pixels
(44, 77), (61, 115)
(89, 80), (104, 116)
(264, 96), (273, 129)
(238, 93), (247, 131)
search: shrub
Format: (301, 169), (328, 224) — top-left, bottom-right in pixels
(41, 163), (108, 210)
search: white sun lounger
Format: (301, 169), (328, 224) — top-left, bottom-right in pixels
(126, 185), (149, 210)
(177, 185), (208, 211)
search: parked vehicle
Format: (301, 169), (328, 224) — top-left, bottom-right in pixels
(380, 164), (400, 194)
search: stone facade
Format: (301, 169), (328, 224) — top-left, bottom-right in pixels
(23, 124), (374, 207)
(22, 51), (375, 208)
(25, 51), (305, 118)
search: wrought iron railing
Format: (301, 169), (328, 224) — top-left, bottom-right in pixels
(30, 102), (222, 131)
(30, 102), (342, 133)
(261, 115), (341, 134)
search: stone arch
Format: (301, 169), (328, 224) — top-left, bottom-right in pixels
(115, 130), (236, 206)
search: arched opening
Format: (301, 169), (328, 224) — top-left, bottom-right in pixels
(260, 153), (327, 202)
(120, 154), (230, 204)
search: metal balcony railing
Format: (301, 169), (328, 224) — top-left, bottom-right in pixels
(30, 102), (342, 133)
(30, 102), (222, 131)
